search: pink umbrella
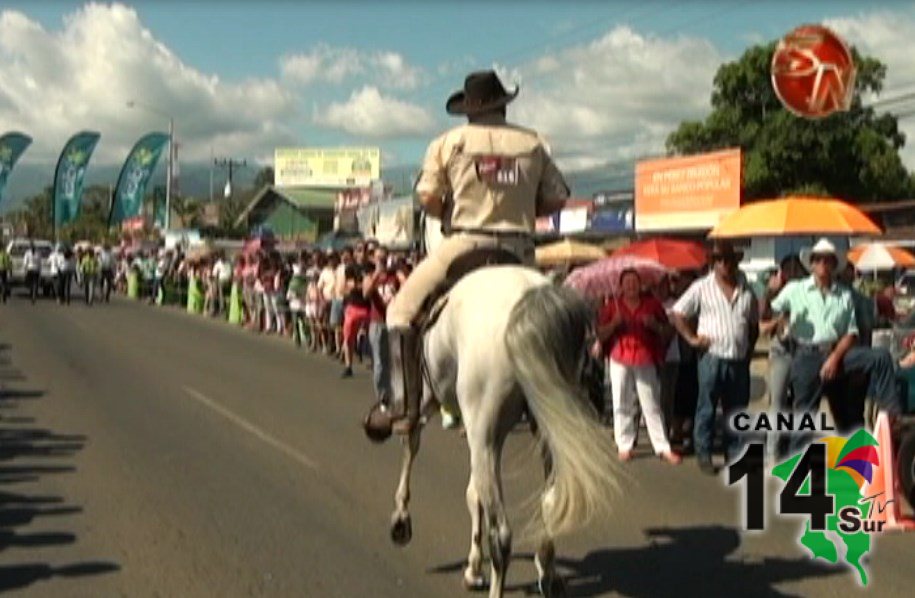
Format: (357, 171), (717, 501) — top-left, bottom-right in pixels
(564, 255), (670, 302)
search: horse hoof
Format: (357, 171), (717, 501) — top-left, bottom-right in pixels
(461, 573), (488, 592)
(390, 515), (412, 546)
(537, 576), (567, 597)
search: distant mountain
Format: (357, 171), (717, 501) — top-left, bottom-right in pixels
(0, 159), (635, 213)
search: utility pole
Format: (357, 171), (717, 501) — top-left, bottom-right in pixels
(214, 157), (247, 201)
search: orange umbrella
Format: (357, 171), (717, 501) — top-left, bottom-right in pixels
(848, 244), (915, 271)
(613, 238), (706, 270)
(709, 196), (881, 238)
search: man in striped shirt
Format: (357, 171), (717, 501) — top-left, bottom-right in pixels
(672, 240), (759, 475)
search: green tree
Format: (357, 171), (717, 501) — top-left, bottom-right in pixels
(169, 194), (202, 228)
(17, 186), (53, 239)
(666, 43), (912, 202)
(58, 185), (113, 242)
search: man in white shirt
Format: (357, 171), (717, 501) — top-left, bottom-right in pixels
(22, 242), (41, 304)
(211, 252), (233, 315)
(98, 244), (114, 302)
(672, 240), (759, 475)
(317, 252), (339, 354)
(49, 244), (71, 305)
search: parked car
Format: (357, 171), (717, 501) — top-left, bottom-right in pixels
(5, 238), (55, 296)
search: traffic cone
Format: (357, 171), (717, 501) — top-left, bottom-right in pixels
(862, 412), (915, 531)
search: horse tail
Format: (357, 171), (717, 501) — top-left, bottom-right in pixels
(504, 283), (621, 539)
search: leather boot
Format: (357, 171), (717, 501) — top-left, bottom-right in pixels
(390, 327), (422, 435)
(362, 327), (422, 442)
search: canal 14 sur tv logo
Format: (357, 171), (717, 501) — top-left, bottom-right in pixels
(727, 416), (887, 586)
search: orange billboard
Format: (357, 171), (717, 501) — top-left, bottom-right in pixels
(635, 148), (741, 232)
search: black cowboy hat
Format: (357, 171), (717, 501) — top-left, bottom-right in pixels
(446, 70), (519, 116)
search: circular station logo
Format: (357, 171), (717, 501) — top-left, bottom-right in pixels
(771, 24), (856, 119)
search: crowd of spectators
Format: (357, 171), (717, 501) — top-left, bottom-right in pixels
(116, 240), (418, 403)
(101, 237), (913, 474)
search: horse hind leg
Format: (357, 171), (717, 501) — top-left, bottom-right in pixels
(470, 445), (511, 598)
(535, 446), (565, 596)
(462, 477), (487, 592)
(390, 428), (420, 546)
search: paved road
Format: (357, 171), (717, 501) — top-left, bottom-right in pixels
(1, 294), (913, 597)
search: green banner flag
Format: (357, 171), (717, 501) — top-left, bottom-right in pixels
(0, 132), (33, 206)
(53, 131), (101, 230)
(109, 132), (169, 226)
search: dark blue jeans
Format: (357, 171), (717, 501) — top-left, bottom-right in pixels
(788, 345), (901, 453)
(695, 354), (751, 462)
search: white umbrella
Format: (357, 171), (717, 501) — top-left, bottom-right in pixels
(850, 243), (915, 272)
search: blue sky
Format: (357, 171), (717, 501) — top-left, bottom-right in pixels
(2, 1), (914, 181)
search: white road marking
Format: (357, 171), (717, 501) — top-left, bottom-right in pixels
(182, 386), (319, 472)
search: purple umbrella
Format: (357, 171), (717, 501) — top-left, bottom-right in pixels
(564, 255), (670, 302)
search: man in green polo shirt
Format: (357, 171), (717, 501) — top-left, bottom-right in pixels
(768, 238), (900, 452)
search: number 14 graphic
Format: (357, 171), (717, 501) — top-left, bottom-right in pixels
(729, 443), (835, 531)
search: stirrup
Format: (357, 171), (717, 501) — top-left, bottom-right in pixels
(363, 402), (394, 444)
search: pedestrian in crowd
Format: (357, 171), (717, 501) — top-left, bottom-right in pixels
(330, 248), (352, 358)
(212, 251), (233, 316)
(341, 248), (370, 378)
(23, 241), (41, 304)
(0, 244), (11, 303)
(364, 245), (398, 407)
(153, 249), (170, 304)
(364, 69), (570, 438)
(80, 248), (99, 306)
(305, 252), (325, 352)
(597, 269), (681, 464)
(115, 251), (129, 293)
(766, 238), (901, 452)
(838, 262), (876, 347)
(49, 243), (67, 305)
(653, 274), (681, 443)
(49, 243), (72, 305)
(242, 252), (258, 327)
(288, 253), (308, 346)
(99, 244), (115, 302)
(672, 240), (759, 475)
(272, 253), (290, 335)
(759, 254), (805, 458)
(671, 271), (701, 451)
(63, 247), (76, 305)
(259, 252), (278, 333)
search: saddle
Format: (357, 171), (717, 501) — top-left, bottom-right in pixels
(418, 247), (522, 332)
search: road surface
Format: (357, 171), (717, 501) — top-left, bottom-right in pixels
(1, 294), (912, 596)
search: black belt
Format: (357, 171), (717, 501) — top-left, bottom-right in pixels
(786, 338), (835, 354)
(449, 227), (532, 239)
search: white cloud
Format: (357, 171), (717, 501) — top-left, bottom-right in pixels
(507, 26), (725, 171)
(0, 3), (298, 164)
(281, 45), (423, 90)
(827, 9), (915, 169)
(314, 86), (435, 138)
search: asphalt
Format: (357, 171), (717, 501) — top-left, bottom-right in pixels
(0, 293), (913, 597)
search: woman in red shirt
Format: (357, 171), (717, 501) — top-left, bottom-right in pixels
(598, 268), (681, 464)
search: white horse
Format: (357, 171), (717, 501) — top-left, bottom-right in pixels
(389, 264), (621, 597)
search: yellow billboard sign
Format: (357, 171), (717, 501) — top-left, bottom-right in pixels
(274, 147), (381, 188)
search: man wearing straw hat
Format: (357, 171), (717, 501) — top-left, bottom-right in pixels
(363, 69), (570, 440)
(768, 238), (901, 452)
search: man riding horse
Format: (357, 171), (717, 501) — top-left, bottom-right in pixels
(364, 70), (571, 440)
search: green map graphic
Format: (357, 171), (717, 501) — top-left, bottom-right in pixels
(772, 452), (871, 585)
